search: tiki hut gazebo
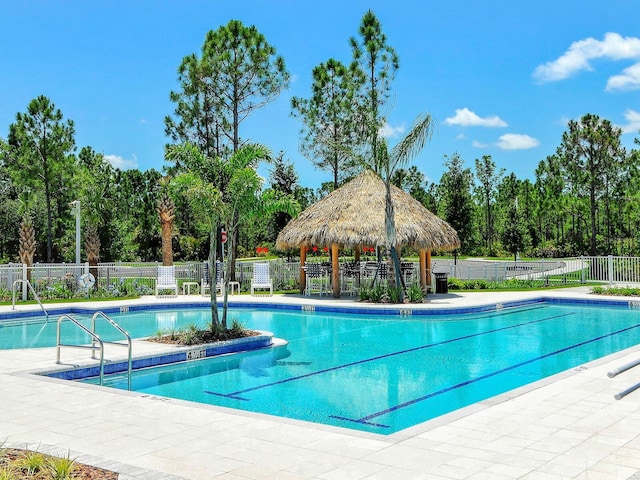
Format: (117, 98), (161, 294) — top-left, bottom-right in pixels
(276, 169), (460, 297)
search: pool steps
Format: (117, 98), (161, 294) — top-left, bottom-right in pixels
(44, 331), (277, 385)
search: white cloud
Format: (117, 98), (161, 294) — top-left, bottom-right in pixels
(496, 134), (540, 150)
(607, 63), (640, 91)
(455, 133), (466, 140)
(471, 140), (488, 148)
(444, 108), (507, 127)
(533, 32), (640, 88)
(620, 109), (640, 134)
(105, 153), (138, 170)
(379, 122), (405, 138)
(139, 118), (148, 124)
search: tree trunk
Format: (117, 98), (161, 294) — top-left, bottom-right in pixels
(590, 184), (597, 255)
(85, 223), (101, 283)
(209, 229), (220, 327)
(19, 215), (36, 284)
(45, 177), (53, 262)
(161, 221), (173, 266)
(384, 180), (404, 302)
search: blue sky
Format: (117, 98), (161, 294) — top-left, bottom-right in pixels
(1, 1), (639, 188)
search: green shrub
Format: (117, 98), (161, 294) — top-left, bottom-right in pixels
(369, 283), (386, 303)
(0, 466), (17, 480)
(407, 283), (424, 303)
(357, 285), (370, 301)
(229, 318), (245, 337)
(387, 285), (403, 303)
(48, 452), (76, 480)
(16, 451), (47, 476)
(591, 285), (640, 296)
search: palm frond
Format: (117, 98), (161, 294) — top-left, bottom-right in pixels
(389, 114), (436, 172)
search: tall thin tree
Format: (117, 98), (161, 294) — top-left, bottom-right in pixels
(438, 153), (476, 254)
(556, 114), (626, 255)
(291, 59), (359, 190)
(350, 10), (399, 170)
(166, 20), (290, 279)
(475, 155), (504, 256)
(7, 96), (76, 262)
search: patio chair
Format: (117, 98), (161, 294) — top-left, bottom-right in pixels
(341, 262), (360, 296)
(401, 261), (415, 286)
(251, 262), (273, 296)
(156, 265), (178, 297)
(305, 262), (329, 296)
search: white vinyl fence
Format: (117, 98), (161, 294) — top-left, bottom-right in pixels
(0, 260), (305, 300)
(2, 256), (640, 301)
(431, 256), (640, 285)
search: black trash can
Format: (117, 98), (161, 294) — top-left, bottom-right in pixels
(434, 272), (449, 294)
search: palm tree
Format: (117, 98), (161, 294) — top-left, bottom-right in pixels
(76, 147), (113, 283)
(379, 114), (435, 300)
(167, 143), (299, 328)
(18, 191), (36, 282)
(157, 177), (176, 266)
(84, 223), (100, 281)
(18, 210), (36, 283)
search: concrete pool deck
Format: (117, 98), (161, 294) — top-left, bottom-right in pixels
(3, 288), (640, 479)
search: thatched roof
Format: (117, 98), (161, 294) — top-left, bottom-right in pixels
(276, 169), (460, 251)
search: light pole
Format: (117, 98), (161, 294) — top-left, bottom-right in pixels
(70, 200), (81, 265)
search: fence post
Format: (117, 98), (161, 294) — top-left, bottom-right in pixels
(22, 263), (28, 301)
(580, 256), (585, 283)
(608, 255), (614, 284)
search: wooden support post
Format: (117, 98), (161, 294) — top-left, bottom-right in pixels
(419, 249), (427, 290)
(300, 246), (306, 294)
(332, 243), (340, 298)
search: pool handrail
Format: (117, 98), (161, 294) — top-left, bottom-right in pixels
(91, 311), (132, 390)
(11, 279), (48, 319)
(56, 314), (105, 385)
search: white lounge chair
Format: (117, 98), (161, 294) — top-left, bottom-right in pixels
(156, 265), (179, 297)
(251, 262), (273, 296)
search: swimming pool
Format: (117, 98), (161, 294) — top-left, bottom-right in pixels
(43, 301), (640, 435)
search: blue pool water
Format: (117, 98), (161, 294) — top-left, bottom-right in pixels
(47, 302), (640, 434)
(0, 307), (215, 350)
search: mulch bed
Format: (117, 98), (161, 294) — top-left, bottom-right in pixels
(0, 448), (118, 479)
(151, 328), (260, 345)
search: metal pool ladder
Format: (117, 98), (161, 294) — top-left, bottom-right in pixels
(56, 311), (133, 389)
(11, 279), (48, 319)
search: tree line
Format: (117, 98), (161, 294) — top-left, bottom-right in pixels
(1, 10), (640, 273)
